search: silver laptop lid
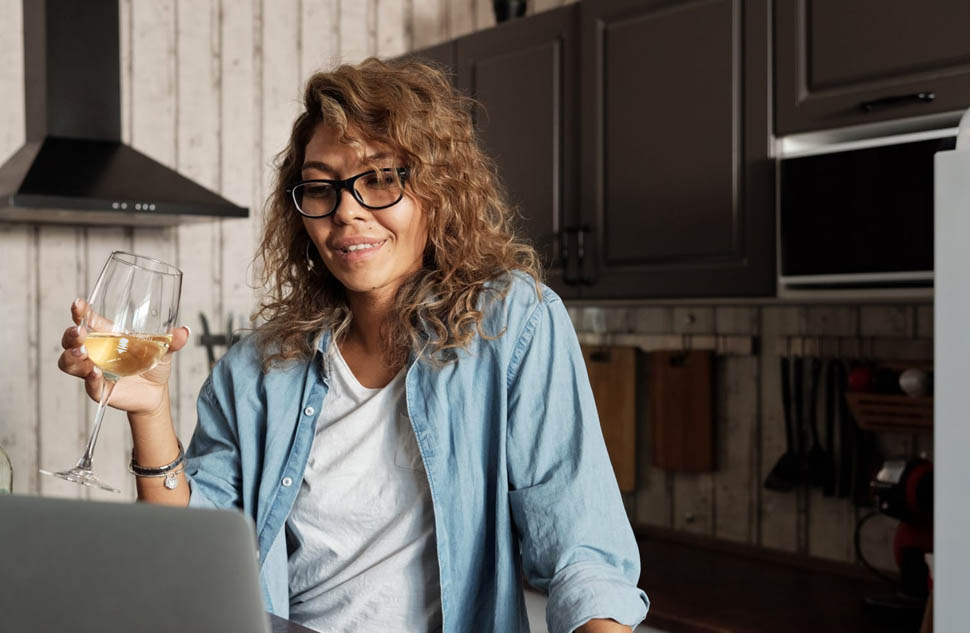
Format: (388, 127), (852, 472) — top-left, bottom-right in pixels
(0, 494), (271, 633)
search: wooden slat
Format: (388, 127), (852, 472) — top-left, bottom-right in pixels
(339, 0), (372, 63)
(0, 0), (37, 496)
(377, 0), (409, 57)
(302, 0), (339, 75)
(759, 306), (802, 552)
(0, 224), (38, 495)
(36, 227), (87, 499)
(714, 355), (758, 543)
(448, 0), (474, 38)
(175, 0), (222, 444)
(473, 0), (495, 30)
(412, 0), (444, 49)
(128, 0), (180, 424)
(219, 0), (257, 330)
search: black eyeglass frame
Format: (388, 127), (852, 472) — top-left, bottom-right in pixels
(286, 167), (411, 219)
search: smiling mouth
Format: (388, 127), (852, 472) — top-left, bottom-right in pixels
(335, 240), (387, 255)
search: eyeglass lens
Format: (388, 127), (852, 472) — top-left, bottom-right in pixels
(294, 170), (404, 217)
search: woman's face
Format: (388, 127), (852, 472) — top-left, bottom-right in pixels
(301, 123), (429, 303)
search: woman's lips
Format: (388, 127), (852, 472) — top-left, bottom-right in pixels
(331, 239), (387, 262)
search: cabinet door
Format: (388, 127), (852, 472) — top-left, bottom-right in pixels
(579, 0), (774, 299)
(457, 6), (580, 298)
(406, 41), (457, 80)
(776, 0), (970, 134)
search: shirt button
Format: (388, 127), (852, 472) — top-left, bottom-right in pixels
(281, 477), (293, 487)
(303, 406), (315, 417)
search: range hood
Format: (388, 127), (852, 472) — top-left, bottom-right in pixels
(0, 0), (248, 226)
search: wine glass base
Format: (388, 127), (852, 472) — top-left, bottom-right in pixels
(39, 467), (120, 493)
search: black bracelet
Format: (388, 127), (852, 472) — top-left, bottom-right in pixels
(129, 440), (184, 476)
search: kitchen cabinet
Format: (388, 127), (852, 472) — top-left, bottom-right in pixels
(775, 0), (970, 134)
(405, 41), (457, 79)
(578, 0), (775, 298)
(456, 6), (580, 299)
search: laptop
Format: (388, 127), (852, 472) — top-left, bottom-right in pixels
(0, 494), (272, 633)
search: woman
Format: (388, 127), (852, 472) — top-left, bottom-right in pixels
(59, 58), (648, 633)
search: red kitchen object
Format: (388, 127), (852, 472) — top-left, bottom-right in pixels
(848, 364), (875, 393)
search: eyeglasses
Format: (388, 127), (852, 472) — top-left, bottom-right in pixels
(286, 167), (410, 219)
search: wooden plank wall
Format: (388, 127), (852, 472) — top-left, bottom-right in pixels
(0, 0), (924, 571)
(571, 303), (934, 571)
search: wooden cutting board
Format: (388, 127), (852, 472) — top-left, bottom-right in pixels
(581, 345), (636, 492)
(648, 350), (715, 472)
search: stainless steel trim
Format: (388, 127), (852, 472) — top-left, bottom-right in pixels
(780, 126), (957, 158)
(776, 109), (964, 158)
(779, 271), (934, 285)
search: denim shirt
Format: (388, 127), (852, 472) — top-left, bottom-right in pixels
(184, 273), (649, 633)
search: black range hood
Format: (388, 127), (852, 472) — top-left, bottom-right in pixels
(0, 0), (248, 226)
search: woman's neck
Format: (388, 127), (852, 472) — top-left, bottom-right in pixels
(344, 288), (395, 356)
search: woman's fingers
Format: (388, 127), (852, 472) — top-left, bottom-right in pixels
(71, 298), (86, 325)
(168, 325), (191, 353)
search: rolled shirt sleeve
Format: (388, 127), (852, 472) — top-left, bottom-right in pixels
(184, 376), (243, 511)
(506, 293), (649, 633)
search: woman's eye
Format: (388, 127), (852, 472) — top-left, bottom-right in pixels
(304, 184), (335, 197)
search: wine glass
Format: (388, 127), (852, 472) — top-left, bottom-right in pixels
(41, 251), (182, 492)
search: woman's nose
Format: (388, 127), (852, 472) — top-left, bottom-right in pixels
(330, 188), (370, 224)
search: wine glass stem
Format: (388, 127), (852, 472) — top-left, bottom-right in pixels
(76, 377), (117, 471)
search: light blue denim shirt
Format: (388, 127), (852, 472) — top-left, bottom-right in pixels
(184, 272), (649, 633)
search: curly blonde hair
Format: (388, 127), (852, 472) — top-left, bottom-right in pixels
(253, 57), (543, 370)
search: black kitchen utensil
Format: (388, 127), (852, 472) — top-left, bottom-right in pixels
(765, 356), (801, 491)
(805, 358), (835, 490)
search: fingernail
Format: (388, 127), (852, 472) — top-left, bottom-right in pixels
(69, 326), (79, 337)
(184, 325), (192, 337)
(90, 367), (102, 378)
(71, 345), (86, 357)
(73, 297), (83, 309)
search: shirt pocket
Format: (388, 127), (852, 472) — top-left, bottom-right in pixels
(393, 412), (425, 471)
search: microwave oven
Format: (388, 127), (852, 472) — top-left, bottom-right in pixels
(777, 121), (957, 295)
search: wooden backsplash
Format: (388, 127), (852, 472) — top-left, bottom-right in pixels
(568, 303), (934, 572)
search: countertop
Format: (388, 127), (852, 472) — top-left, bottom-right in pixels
(635, 527), (909, 633)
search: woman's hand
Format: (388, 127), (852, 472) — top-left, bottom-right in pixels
(57, 298), (191, 418)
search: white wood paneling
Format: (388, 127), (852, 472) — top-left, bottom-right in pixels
(302, 0), (339, 77)
(36, 227), (87, 499)
(412, 0), (444, 49)
(175, 0), (222, 444)
(339, 0), (372, 63)
(377, 0), (409, 58)
(220, 0), (257, 327)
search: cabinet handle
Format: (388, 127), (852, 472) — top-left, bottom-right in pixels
(558, 229), (578, 286)
(859, 91), (935, 113)
(562, 224), (595, 286)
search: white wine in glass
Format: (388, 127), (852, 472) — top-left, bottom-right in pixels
(41, 251), (182, 492)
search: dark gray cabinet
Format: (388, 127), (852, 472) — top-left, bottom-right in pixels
(406, 41), (457, 78)
(578, 0), (775, 298)
(456, 6), (580, 298)
(775, 0), (970, 134)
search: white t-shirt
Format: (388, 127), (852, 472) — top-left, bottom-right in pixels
(286, 343), (442, 633)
